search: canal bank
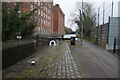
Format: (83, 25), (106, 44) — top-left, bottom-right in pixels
(2, 39), (35, 50)
(2, 44), (51, 78)
(2, 41), (81, 78)
(2, 39), (49, 70)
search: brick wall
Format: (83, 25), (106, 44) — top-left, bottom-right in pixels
(53, 4), (65, 34)
(7, 2), (53, 35)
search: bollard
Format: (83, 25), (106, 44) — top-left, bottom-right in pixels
(62, 35), (64, 40)
(30, 60), (36, 66)
(70, 37), (75, 45)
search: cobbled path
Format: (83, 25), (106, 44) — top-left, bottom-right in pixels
(6, 42), (81, 78)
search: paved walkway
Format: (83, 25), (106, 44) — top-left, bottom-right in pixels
(3, 42), (81, 78)
(71, 39), (118, 78)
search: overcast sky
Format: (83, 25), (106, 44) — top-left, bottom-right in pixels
(54, 0), (120, 31)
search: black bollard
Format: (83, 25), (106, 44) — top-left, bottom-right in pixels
(70, 37), (75, 45)
(113, 38), (116, 54)
(62, 35), (64, 40)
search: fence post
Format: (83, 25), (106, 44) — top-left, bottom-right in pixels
(113, 38), (116, 53)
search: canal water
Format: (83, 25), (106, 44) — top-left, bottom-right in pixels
(2, 40), (49, 70)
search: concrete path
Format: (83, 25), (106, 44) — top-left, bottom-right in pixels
(71, 40), (118, 78)
(3, 42), (81, 78)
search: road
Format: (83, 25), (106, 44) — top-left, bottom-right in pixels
(71, 40), (118, 78)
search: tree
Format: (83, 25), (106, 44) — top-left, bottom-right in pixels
(2, 2), (38, 41)
(65, 26), (73, 34)
(72, 2), (96, 39)
(21, 23), (35, 38)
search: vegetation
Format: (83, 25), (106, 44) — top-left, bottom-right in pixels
(65, 26), (73, 34)
(2, 2), (37, 41)
(72, 2), (96, 40)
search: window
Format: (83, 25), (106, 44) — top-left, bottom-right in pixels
(44, 13), (45, 17)
(49, 10), (51, 14)
(35, 0), (38, 4)
(44, 6), (46, 11)
(46, 14), (47, 18)
(49, 16), (51, 20)
(38, 2), (41, 6)
(41, 3), (43, 6)
(30, 4), (34, 11)
(34, 6), (37, 13)
(47, 15), (49, 19)
(35, 16), (38, 23)
(47, 8), (49, 13)
(46, 29), (47, 34)
(41, 27), (43, 34)
(43, 28), (45, 34)
(35, 10), (37, 13)
(38, 9), (40, 15)
(44, 20), (45, 25)
(46, 21), (47, 25)
(46, 2), (47, 5)
(38, 26), (40, 32)
(41, 11), (43, 16)
(41, 19), (43, 24)
(38, 18), (40, 23)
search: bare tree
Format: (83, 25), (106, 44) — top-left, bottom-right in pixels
(72, 2), (96, 39)
(65, 26), (73, 34)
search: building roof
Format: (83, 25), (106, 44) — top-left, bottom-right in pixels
(54, 4), (65, 16)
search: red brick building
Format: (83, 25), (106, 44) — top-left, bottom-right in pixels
(30, 2), (53, 35)
(5, 2), (65, 35)
(53, 4), (65, 34)
(6, 1), (53, 35)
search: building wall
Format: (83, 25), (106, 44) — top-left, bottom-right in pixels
(30, 2), (53, 35)
(53, 4), (65, 34)
(53, 5), (58, 33)
(7, 2), (53, 35)
(6, 2), (65, 35)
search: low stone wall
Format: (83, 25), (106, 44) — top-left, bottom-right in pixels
(2, 39), (34, 50)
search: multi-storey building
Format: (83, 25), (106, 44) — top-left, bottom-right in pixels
(26, 2), (53, 35)
(32, 2), (53, 35)
(6, 1), (53, 35)
(53, 4), (65, 34)
(5, 1), (65, 35)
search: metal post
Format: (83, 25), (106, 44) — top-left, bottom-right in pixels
(107, 16), (110, 44)
(100, 1), (105, 46)
(113, 38), (116, 54)
(97, 7), (100, 45)
(103, 1), (105, 25)
(111, 1), (114, 17)
(81, 0), (83, 46)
